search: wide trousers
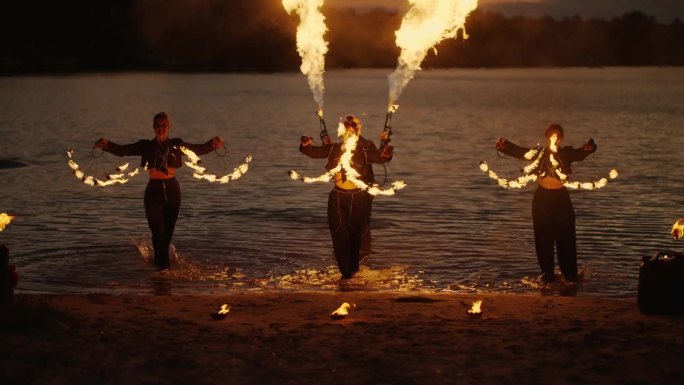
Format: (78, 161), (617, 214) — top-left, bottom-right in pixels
(532, 185), (578, 281)
(144, 178), (181, 269)
(328, 186), (372, 278)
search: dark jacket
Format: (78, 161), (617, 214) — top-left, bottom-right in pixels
(499, 139), (594, 179)
(300, 136), (392, 185)
(105, 138), (214, 172)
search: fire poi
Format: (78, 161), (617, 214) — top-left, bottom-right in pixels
(66, 147), (143, 187)
(480, 135), (619, 190)
(672, 219), (684, 240)
(330, 302), (353, 320)
(0, 213), (15, 232)
(181, 147), (252, 184)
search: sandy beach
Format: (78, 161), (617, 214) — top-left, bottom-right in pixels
(1, 292), (683, 385)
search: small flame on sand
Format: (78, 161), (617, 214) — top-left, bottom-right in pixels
(388, 0), (478, 107)
(211, 304), (231, 320)
(330, 302), (353, 320)
(0, 213), (15, 232)
(672, 219), (684, 240)
(282, 0), (328, 110)
(467, 299), (482, 318)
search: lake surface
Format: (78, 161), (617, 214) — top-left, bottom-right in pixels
(1, 68), (683, 298)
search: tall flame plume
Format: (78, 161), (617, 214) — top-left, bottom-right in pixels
(282, 0), (328, 111)
(388, 0), (478, 108)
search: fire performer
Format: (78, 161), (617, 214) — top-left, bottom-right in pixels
(495, 124), (597, 283)
(299, 115), (394, 278)
(94, 112), (224, 270)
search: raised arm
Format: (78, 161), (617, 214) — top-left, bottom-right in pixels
(364, 132), (393, 164)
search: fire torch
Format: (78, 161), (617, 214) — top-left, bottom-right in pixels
(383, 105), (399, 145)
(317, 110), (331, 144)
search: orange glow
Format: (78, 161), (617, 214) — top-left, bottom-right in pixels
(0, 213), (15, 232)
(66, 147), (140, 187)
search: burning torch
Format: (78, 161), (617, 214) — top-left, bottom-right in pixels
(383, 105), (399, 145)
(317, 110), (331, 144)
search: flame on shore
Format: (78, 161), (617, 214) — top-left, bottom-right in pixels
(218, 304), (230, 315)
(672, 219), (684, 240)
(180, 147), (252, 184)
(66, 148), (140, 187)
(330, 302), (352, 319)
(467, 299), (482, 317)
(388, 0), (478, 107)
(283, 0), (328, 110)
(0, 213), (15, 232)
(289, 123), (406, 196)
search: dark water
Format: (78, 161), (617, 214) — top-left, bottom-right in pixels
(1, 68), (683, 297)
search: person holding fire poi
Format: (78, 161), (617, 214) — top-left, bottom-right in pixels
(94, 112), (224, 270)
(299, 115), (394, 279)
(495, 123), (597, 284)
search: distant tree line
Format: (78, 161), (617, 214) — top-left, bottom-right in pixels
(1, 0), (682, 74)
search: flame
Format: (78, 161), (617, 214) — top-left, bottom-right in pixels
(180, 147), (252, 184)
(671, 219), (684, 240)
(283, 0), (328, 110)
(218, 304), (231, 315)
(0, 213), (15, 232)
(330, 302), (353, 319)
(289, 123), (406, 196)
(467, 299), (482, 315)
(66, 148), (139, 187)
(388, 0), (478, 107)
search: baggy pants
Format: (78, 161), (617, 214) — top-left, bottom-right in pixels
(328, 186), (372, 278)
(144, 178), (181, 269)
(532, 185), (577, 281)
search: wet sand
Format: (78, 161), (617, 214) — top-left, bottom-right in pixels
(1, 292), (683, 385)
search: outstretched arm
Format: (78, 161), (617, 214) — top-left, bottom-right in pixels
(495, 137), (536, 160)
(181, 136), (223, 156)
(565, 138), (597, 162)
(94, 138), (144, 157)
(299, 136), (334, 159)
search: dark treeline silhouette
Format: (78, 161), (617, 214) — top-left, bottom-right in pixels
(1, 0), (682, 74)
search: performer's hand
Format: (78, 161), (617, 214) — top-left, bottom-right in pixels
(212, 136), (225, 150)
(322, 136), (332, 145)
(379, 131), (391, 143)
(301, 136), (313, 147)
(381, 145), (394, 159)
(94, 138), (108, 150)
(583, 138), (596, 153)
(495, 137), (506, 151)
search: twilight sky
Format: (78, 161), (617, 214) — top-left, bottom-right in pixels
(328, 0), (684, 22)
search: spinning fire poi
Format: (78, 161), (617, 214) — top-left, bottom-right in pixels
(85, 112), (231, 270)
(672, 219), (684, 240)
(484, 124), (617, 284)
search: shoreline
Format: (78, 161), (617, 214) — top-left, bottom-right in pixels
(2, 292), (683, 384)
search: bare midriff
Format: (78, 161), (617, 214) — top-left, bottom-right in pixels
(334, 172), (359, 190)
(538, 176), (565, 189)
(148, 167), (176, 180)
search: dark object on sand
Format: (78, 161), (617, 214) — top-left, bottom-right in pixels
(638, 250), (684, 315)
(210, 312), (228, 320)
